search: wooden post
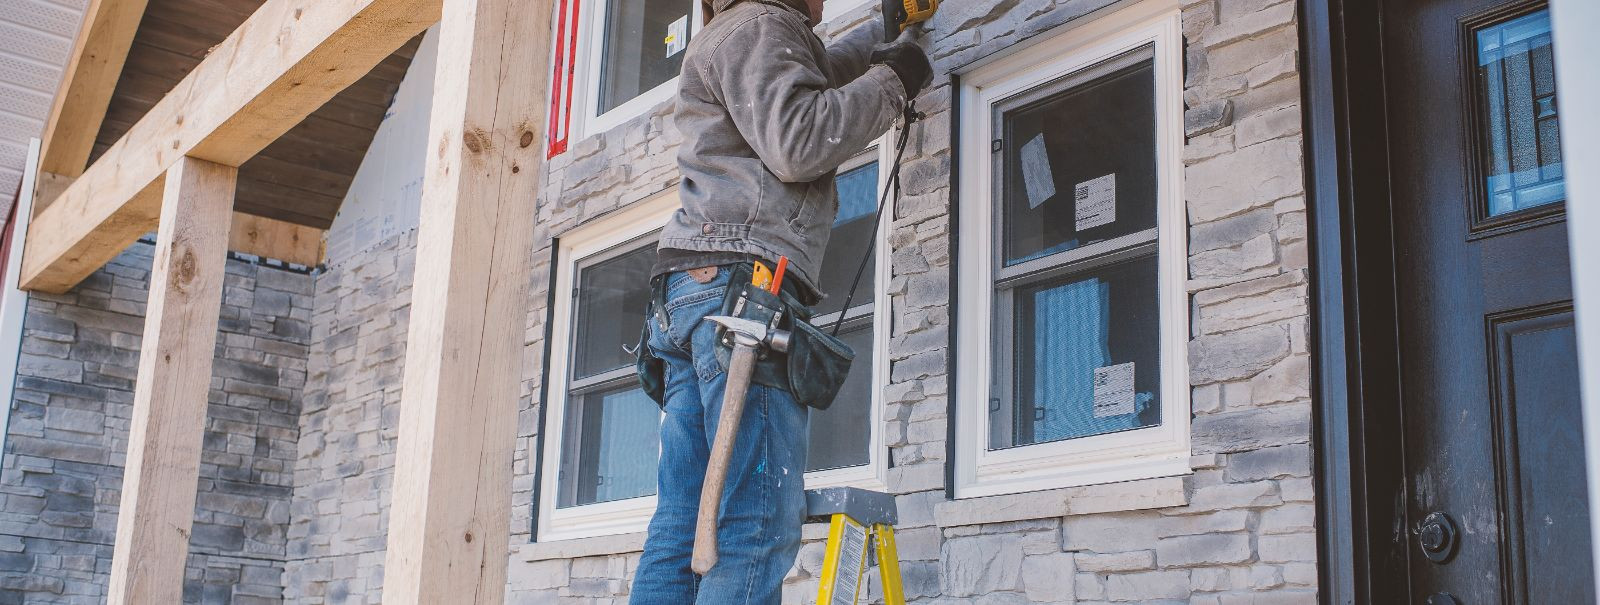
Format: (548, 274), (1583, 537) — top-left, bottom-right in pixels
(380, 0), (550, 599)
(105, 156), (236, 605)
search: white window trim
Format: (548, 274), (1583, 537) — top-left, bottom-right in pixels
(952, 0), (1190, 500)
(574, 0), (704, 140)
(538, 152), (895, 539)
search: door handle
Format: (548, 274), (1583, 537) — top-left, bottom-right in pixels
(1414, 511), (1460, 564)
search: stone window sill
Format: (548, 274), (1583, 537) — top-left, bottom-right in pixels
(934, 475), (1189, 528)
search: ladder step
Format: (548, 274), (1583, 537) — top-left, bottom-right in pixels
(804, 487), (898, 526)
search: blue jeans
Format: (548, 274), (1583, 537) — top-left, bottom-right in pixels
(630, 267), (810, 605)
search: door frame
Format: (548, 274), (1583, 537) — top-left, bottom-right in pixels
(1302, 0), (1600, 602)
(1299, 0), (1408, 601)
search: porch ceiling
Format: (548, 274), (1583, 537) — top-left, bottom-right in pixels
(89, 0), (423, 229)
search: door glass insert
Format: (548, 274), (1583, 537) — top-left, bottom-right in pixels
(1475, 8), (1564, 217)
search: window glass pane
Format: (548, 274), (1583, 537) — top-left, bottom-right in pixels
(558, 384), (661, 507)
(573, 244), (656, 379)
(600, 0), (693, 114)
(814, 161), (880, 317)
(806, 321), (874, 471)
(1476, 8), (1564, 216)
(991, 254), (1160, 449)
(998, 52), (1156, 266)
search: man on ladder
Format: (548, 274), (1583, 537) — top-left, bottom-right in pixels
(628, 0), (937, 600)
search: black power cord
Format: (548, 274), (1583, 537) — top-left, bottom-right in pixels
(831, 102), (923, 336)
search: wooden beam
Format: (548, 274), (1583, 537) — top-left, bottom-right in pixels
(228, 213), (324, 266)
(19, 0), (438, 294)
(28, 171), (321, 265)
(381, 0), (549, 598)
(105, 156), (236, 605)
(37, 0), (151, 184)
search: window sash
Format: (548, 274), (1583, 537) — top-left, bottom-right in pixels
(993, 228), (1158, 288)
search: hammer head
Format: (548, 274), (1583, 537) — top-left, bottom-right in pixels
(706, 315), (767, 342)
(706, 315), (791, 353)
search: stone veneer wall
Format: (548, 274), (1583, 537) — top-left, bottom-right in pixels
(503, 0), (1316, 603)
(282, 232), (416, 604)
(0, 244), (314, 604)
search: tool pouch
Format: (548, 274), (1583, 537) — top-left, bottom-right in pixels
(634, 318), (667, 406)
(714, 266), (855, 411)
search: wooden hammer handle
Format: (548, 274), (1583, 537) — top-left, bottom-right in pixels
(691, 342), (760, 575)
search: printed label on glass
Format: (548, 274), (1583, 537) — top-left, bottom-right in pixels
(1075, 173), (1117, 231)
(1020, 133), (1057, 209)
(666, 15), (688, 57)
(1092, 361), (1136, 418)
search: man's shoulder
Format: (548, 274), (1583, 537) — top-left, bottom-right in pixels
(693, 2), (812, 58)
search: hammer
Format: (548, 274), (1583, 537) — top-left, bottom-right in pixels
(691, 314), (790, 574)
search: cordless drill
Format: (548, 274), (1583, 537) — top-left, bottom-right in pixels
(881, 0), (939, 41)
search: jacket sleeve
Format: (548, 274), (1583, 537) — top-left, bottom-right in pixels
(822, 20), (884, 83)
(704, 13), (906, 183)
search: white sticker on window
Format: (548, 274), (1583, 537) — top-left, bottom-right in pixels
(1019, 134), (1056, 209)
(1092, 362), (1136, 418)
(1074, 173), (1117, 231)
(666, 15), (688, 57)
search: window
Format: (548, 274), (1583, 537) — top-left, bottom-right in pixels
(538, 194), (679, 541)
(537, 173), (890, 540)
(557, 243), (660, 509)
(953, 0), (1188, 499)
(569, 0), (703, 139)
(806, 149), (891, 487)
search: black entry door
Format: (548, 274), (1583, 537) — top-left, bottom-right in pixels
(1383, 0), (1592, 601)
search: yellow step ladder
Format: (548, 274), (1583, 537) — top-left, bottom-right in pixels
(806, 487), (905, 605)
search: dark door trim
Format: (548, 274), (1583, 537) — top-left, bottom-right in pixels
(1299, 0), (1412, 602)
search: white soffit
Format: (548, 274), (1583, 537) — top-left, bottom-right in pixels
(0, 0), (85, 215)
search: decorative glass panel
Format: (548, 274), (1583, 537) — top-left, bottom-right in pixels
(998, 49), (1157, 267)
(558, 384), (661, 507)
(1476, 8), (1564, 216)
(572, 244), (656, 379)
(991, 255), (1160, 449)
(599, 0), (693, 114)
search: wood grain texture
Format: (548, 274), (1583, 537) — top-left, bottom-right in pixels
(228, 213), (324, 266)
(37, 0), (151, 181)
(105, 156), (236, 605)
(380, 0), (551, 599)
(20, 0), (438, 293)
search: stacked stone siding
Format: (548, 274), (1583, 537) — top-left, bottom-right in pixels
(0, 244), (314, 604)
(0, 0), (1313, 601)
(282, 232), (417, 604)
(505, 0), (1313, 603)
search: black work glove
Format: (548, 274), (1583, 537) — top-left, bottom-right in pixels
(871, 41), (933, 100)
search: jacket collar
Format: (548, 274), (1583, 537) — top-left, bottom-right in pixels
(709, 0), (814, 26)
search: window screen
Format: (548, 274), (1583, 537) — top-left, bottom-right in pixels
(988, 46), (1162, 450)
(558, 241), (662, 508)
(806, 160), (880, 472)
(599, 0), (694, 114)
